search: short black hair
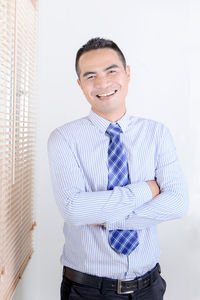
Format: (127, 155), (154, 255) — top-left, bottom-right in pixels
(75, 37), (127, 78)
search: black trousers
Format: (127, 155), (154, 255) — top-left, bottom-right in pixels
(60, 272), (166, 300)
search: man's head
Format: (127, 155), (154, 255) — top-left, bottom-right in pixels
(75, 38), (127, 79)
(76, 38), (130, 122)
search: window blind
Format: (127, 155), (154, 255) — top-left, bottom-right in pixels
(0, 0), (38, 298)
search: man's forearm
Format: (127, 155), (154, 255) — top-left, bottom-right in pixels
(106, 184), (188, 230)
(105, 166), (189, 230)
(91, 180), (159, 226)
(54, 182), (153, 226)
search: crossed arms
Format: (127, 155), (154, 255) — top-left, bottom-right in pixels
(92, 180), (160, 226)
(48, 126), (189, 230)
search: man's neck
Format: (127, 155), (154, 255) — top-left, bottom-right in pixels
(92, 108), (126, 123)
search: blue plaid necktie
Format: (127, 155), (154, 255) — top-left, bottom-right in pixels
(106, 123), (139, 255)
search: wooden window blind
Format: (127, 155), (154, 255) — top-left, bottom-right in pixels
(0, 0), (38, 299)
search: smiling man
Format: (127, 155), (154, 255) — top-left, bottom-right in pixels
(48, 38), (188, 300)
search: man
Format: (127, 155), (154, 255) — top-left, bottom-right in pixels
(48, 38), (188, 300)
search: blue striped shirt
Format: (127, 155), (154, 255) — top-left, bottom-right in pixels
(48, 110), (188, 279)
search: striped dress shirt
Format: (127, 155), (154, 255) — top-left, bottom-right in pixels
(48, 110), (188, 279)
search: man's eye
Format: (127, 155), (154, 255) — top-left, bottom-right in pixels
(109, 70), (116, 74)
(87, 76), (95, 80)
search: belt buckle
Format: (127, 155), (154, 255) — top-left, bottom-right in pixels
(117, 278), (134, 295)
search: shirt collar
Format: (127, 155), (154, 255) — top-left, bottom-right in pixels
(88, 109), (130, 133)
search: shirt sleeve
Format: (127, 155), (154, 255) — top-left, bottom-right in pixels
(106, 126), (189, 230)
(47, 128), (153, 226)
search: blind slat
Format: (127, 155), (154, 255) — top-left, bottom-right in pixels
(0, 0), (38, 298)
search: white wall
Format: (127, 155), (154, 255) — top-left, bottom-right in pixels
(13, 0), (200, 299)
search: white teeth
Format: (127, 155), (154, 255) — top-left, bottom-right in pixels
(98, 90), (115, 97)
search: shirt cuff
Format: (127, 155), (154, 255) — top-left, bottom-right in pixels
(130, 181), (153, 205)
(105, 182), (153, 230)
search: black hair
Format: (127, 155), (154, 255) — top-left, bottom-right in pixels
(75, 37), (127, 78)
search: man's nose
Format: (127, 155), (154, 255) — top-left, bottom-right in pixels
(94, 75), (110, 90)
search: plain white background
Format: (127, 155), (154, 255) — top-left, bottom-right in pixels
(13, 0), (200, 299)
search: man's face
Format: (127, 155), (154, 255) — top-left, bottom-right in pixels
(77, 48), (130, 120)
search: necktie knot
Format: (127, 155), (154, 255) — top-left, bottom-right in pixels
(106, 123), (122, 138)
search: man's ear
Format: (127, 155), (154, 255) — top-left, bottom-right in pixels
(77, 79), (81, 87)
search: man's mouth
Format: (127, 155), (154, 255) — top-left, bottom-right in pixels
(96, 89), (118, 99)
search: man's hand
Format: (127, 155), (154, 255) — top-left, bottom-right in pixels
(146, 180), (160, 198)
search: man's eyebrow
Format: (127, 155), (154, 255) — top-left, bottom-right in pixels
(83, 71), (96, 78)
(104, 64), (119, 71)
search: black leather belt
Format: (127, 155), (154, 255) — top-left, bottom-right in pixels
(63, 263), (161, 295)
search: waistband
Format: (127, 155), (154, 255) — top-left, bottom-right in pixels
(63, 263), (161, 295)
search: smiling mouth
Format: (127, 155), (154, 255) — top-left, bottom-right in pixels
(96, 90), (118, 99)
